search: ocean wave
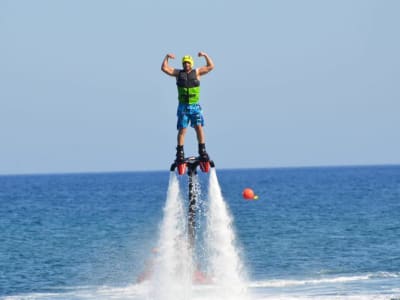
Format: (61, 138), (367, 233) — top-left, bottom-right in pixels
(370, 271), (400, 279)
(1, 284), (147, 300)
(3, 280), (400, 300)
(3, 273), (400, 300)
(249, 272), (400, 288)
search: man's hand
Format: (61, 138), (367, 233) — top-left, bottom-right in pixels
(198, 51), (207, 57)
(167, 53), (176, 59)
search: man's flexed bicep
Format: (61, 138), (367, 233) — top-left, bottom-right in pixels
(161, 53), (179, 77)
(197, 52), (215, 77)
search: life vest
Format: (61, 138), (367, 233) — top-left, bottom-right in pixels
(176, 69), (200, 104)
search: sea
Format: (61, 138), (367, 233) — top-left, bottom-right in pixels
(1, 165), (400, 300)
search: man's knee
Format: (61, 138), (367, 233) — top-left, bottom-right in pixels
(194, 125), (204, 133)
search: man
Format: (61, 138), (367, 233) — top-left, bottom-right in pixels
(161, 51), (215, 165)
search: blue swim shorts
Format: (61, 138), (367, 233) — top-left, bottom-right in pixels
(176, 103), (205, 130)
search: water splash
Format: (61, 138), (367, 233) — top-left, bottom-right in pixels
(148, 172), (194, 300)
(148, 168), (250, 300)
(205, 168), (250, 299)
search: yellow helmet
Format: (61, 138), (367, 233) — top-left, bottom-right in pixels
(182, 55), (194, 66)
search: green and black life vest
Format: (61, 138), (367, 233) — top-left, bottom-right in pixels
(176, 69), (200, 104)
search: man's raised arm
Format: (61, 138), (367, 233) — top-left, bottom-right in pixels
(197, 52), (214, 76)
(161, 53), (178, 76)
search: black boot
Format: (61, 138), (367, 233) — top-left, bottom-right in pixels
(176, 145), (185, 163)
(198, 143), (209, 162)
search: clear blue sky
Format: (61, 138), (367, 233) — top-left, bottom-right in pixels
(1, 0), (399, 175)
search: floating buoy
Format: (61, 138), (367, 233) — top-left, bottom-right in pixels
(242, 188), (258, 200)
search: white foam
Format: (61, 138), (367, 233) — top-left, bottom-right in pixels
(4, 278), (400, 300)
(147, 172), (194, 300)
(250, 275), (370, 288)
(145, 168), (251, 300)
(250, 272), (400, 288)
(204, 168), (250, 300)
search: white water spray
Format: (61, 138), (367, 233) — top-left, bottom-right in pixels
(148, 172), (193, 300)
(148, 168), (250, 300)
(205, 168), (250, 299)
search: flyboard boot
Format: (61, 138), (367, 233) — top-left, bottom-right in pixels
(198, 143), (211, 173)
(175, 145), (186, 175)
(170, 144), (214, 175)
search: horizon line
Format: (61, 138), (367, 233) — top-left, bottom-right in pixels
(1, 163), (399, 177)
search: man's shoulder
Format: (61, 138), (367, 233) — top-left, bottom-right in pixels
(171, 69), (182, 77)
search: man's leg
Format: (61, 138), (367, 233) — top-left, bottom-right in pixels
(176, 128), (187, 162)
(195, 125), (209, 161)
(194, 125), (205, 144)
(177, 128), (187, 146)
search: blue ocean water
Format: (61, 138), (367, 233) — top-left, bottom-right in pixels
(1, 165), (400, 299)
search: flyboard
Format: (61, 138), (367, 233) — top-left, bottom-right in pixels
(170, 156), (215, 247)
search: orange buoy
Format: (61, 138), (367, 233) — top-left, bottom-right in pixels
(242, 188), (258, 200)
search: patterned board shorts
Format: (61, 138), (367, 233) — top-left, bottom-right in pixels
(176, 103), (205, 129)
